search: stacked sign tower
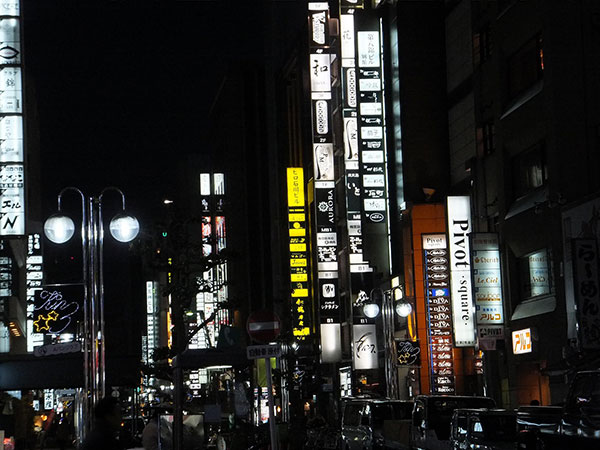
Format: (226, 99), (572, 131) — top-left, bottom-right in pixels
(308, 2), (342, 362)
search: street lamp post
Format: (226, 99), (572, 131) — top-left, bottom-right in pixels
(363, 285), (410, 399)
(44, 187), (139, 440)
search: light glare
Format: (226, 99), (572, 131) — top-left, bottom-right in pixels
(44, 214), (76, 244)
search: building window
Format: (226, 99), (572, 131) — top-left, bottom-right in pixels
(507, 33), (543, 100)
(476, 122), (495, 156)
(511, 142), (547, 199)
(473, 26), (492, 67)
(518, 249), (554, 300)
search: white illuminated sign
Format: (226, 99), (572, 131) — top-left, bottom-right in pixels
(512, 328), (532, 354)
(357, 31), (380, 67)
(340, 15), (355, 63)
(200, 173), (210, 195)
(310, 53), (331, 92)
(447, 196), (476, 346)
(0, 163), (24, 235)
(352, 324), (378, 369)
(321, 323), (341, 363)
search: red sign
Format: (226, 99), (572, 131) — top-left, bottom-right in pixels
(247, 310), (281, 344)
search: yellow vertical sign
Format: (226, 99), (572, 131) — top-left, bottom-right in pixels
(287, 167), (305, 207)
(287, 167), (310, 338)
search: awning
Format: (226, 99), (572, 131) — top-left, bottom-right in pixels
(0, 353), (84, 390)
(511, 295), (556, 321)
(505, 187), (548, 220)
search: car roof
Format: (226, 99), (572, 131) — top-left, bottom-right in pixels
(454, 408), (515, 415)
(416, 395), (493, 400)
(342, 397), (412, 403)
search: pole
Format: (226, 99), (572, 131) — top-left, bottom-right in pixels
(266, 358), (279, 450)
(58, 187), (91, 440)
(50, 187), (136, 441)
(383, 291), (398, 398)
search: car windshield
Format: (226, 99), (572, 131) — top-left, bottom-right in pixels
(371, 404), (393, 428)
(428, 398), (495, 440)
(343, 404), (363, 426)
(391, 402), (413, 420)
(479, 415), (517, 441)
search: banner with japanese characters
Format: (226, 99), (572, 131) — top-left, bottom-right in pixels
(573, 239), (600, 349)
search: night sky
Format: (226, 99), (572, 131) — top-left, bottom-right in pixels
(22, 0), (304, 227)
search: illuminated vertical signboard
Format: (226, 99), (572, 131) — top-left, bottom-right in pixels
(287, 168), (310, 339)
(308, 2), (341, 358)
(447, 196), (476, 347)
(471, 233), (504, 326)
(26, 233), (43, 352)
(423, 234), (455, 394)
(144, 281), (159, 364)
(339, 1), (372, 275)
(572, 239), (600, 349)
(354, 9), (391, 277)
(0, 3), (24, 235)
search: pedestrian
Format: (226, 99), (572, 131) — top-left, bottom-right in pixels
(141, 409), (159, 450)
(56, 416), (72, 450)
(79, 397), (124, 450)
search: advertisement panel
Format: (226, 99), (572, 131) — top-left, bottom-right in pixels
(447, 196), (476, 347)
(471, 233), (504, 324)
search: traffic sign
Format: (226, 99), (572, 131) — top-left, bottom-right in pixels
(247, 344), (281, 360)
(247, 310), (281, 343)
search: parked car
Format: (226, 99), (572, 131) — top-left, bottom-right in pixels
(340, 397), (413, 450)
(517, 370), (600, 449)
(515, 405), (563, 449)
(560, 369), (600, 438)
(450, 408), (516, 450)
(410, 395), (496, 450)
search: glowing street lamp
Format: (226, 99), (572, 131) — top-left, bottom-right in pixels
(43, 186), (139, 440)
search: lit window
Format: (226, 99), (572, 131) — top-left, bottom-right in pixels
(511, 142), (547, 199)
(507, 33), (543, 100)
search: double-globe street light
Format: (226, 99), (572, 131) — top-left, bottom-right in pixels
(363, 285), (412, 399)
(44, 187), (139, 439)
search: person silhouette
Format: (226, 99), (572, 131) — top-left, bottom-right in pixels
(79, 397), (124, 450)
